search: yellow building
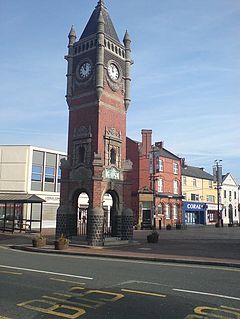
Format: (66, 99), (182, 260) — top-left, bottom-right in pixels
(182, 164), (219, 225)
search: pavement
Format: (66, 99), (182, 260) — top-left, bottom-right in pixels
(1, 225), (240, 268)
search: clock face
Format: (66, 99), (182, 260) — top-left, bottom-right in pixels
(79, 62), (92, 79)
(108, 63), (119, 81)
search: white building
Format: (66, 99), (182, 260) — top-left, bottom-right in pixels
(0, 145), (66, 231)
(221, 173), (239, 225)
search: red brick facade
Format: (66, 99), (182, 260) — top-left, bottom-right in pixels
(57, 1), (134, 243)
(127, 129), (183, 229)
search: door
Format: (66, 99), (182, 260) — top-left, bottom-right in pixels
(228, 204), (233, 224)
(142, 209), (152, 229)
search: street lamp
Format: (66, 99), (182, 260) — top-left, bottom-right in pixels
(213, 160), (222, 226)
(150, 146), (157, 229)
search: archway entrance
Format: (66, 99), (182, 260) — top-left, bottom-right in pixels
(102, 191), (119, 238)
(102, 193), (113, 237)
(76, 192), (89, 237)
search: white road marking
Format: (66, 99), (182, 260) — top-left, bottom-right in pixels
(3, 246), (240, 272)
(0, 270), (22, 275)
(0, 265), (93, 280)
(49, 277), (86, 285)
(121, 288), (166, 298)
(173, 288), (240, 301)
(112, 280), (170, 288)
(64, 256), (240, 272)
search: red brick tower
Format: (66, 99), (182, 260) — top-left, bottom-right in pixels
(57, 0), (133, 245)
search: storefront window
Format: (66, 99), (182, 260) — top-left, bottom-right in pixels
(0, 204), (5, 228)
(207, 210), (217, 222)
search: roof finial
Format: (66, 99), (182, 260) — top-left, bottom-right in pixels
(68, 25), (76, 46)
(97, 0), (106, 8)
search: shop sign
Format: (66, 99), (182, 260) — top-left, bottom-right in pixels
(184, 202), (207, 211)
(207, 203), (222, 210)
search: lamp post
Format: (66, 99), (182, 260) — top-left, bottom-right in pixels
(150, 146), (157, 229)
(213, 160), (222, 226)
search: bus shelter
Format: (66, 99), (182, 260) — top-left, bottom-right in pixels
(0, 194), (45, 233)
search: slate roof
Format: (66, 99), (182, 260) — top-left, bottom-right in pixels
(222, 173), (238, 185)
(182, 165), (213, 180)
(0, 193), (45, 203)
(80, 1), (120, 42)
(157, 148), (181, 161)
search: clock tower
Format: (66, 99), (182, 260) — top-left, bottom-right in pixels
(57, 0), (133, 246)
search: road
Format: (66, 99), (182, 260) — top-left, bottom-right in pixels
(0, 245), (239, 319)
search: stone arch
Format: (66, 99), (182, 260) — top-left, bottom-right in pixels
(102, 189), (120, 237)
(72, 188), (91, 237)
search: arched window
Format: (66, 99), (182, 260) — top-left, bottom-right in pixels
(110, 148), (116, 165)
(165, 204), (170, 219)
(158, 204), (163, 216)
(173, 204), (178, 219)
(173, 180), (178, 194)
(79, 146), (85, 163)
(158, 178), (163, 192)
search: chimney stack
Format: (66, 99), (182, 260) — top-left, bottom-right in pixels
(155, 141), (164, 149)
(141, 129), (152, 156)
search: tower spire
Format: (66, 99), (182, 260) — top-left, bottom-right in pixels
(80, 0), (119, 42)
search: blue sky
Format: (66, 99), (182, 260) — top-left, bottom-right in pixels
(0, 0), (239, 182)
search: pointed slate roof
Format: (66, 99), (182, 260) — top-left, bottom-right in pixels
(222, 173), (238, 185)
(80, 0), (120, 42)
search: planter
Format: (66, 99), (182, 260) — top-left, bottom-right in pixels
(166, 224), (172, 230)
(32, 238), (46, 248)
(54, 241), (69, 250)
(176, 224), (182, 230)
(147, 232), (159, 243)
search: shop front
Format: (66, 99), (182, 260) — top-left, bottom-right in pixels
(138, 191), (153, 229)
(183, 201), (207, 225)
(206, 203), (222, 225)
